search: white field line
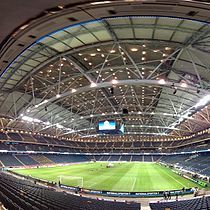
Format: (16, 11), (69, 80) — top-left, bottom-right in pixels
(161, 168), (187, 188)
(131, 177), (137, 191)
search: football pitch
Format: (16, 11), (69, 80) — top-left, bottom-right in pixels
(13, 162), (201, 192)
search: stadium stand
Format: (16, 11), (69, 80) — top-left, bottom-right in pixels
(109, 155), (121, 161)
(7, 133), (23, 141)
(2, 1), (210, 209)
(100, 155), (111, 161)
(120, 155), (132, 161)
(0, 154), (23, 167)
(150, 196), (210, 210)
(30, 155), (54, 165)
(46, 154), (89, 163)
(0, 133), (7, 140)
(14, 155), (39, 166)
(131, 155), (143, 161)
(1, 132), (210, 154)
(20, 133), (37, 142)
(160, 153), (210, 177)
(144, 156), (153, 162)
(0, 172), (140, 210)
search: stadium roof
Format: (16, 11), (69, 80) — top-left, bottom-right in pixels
(1, 0), (210, 139)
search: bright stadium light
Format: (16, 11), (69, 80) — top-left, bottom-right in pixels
(22, 116), (33, 122)
(90, 1), (111, 5)
(33, 118), (41, 123)
(158, 79), (166, 85)
(195, 94), (210, 108)
(43, 99), (48, 104)
(112, 79), (118, 84)
(90, 82), (97, 87)
(21, 115), (74, 133)
(180, 82), (188, 88)
(56, 124), (64, 129)
(131, 48), (138, 52)
(22, 116), (41, 123)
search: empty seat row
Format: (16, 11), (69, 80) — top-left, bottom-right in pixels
(150, 196), (210, 210)
(0, 172), (140, 210)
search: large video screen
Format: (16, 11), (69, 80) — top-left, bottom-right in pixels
(98, 120), (116, 130)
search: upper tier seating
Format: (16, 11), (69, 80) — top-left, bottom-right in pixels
(1, 130), (210, 154)
(0, 132), (7, 140)
(7, 133), (22, 141)
(20, 133), (37, 142)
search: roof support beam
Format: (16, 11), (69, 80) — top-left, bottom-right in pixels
(31, 79), (207, 110)
(146, 48), (181, 79)
(12, 40), (182, 91)
(186, 48), (203, 88)
(65, 55), (118, 113)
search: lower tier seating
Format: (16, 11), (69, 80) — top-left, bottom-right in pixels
(0, 172), (140, 210)
(150, 196), (210, 210)
(30, 154), (54, 165)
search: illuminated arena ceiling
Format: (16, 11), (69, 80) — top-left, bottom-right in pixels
(1, 1), (210, 139)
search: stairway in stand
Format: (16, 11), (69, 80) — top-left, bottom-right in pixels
(30, 155), (54, 165)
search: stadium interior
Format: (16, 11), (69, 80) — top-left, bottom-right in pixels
(1, 0), (210, 209)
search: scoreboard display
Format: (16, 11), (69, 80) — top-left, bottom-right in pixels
(97, 120), (124, 134)
(98, 120), (116, 130)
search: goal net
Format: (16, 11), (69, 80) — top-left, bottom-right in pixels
(58, 175), (83, 188)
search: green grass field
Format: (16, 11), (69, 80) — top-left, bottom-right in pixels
(13, 162), (202, 192)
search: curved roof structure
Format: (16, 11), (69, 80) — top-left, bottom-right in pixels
(1, 1), (210, 140)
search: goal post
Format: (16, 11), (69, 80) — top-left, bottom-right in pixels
(58, 175), (83, 188)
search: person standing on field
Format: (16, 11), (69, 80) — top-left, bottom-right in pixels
(163, 191), (167, 200)
(168, 191), (171, 200)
